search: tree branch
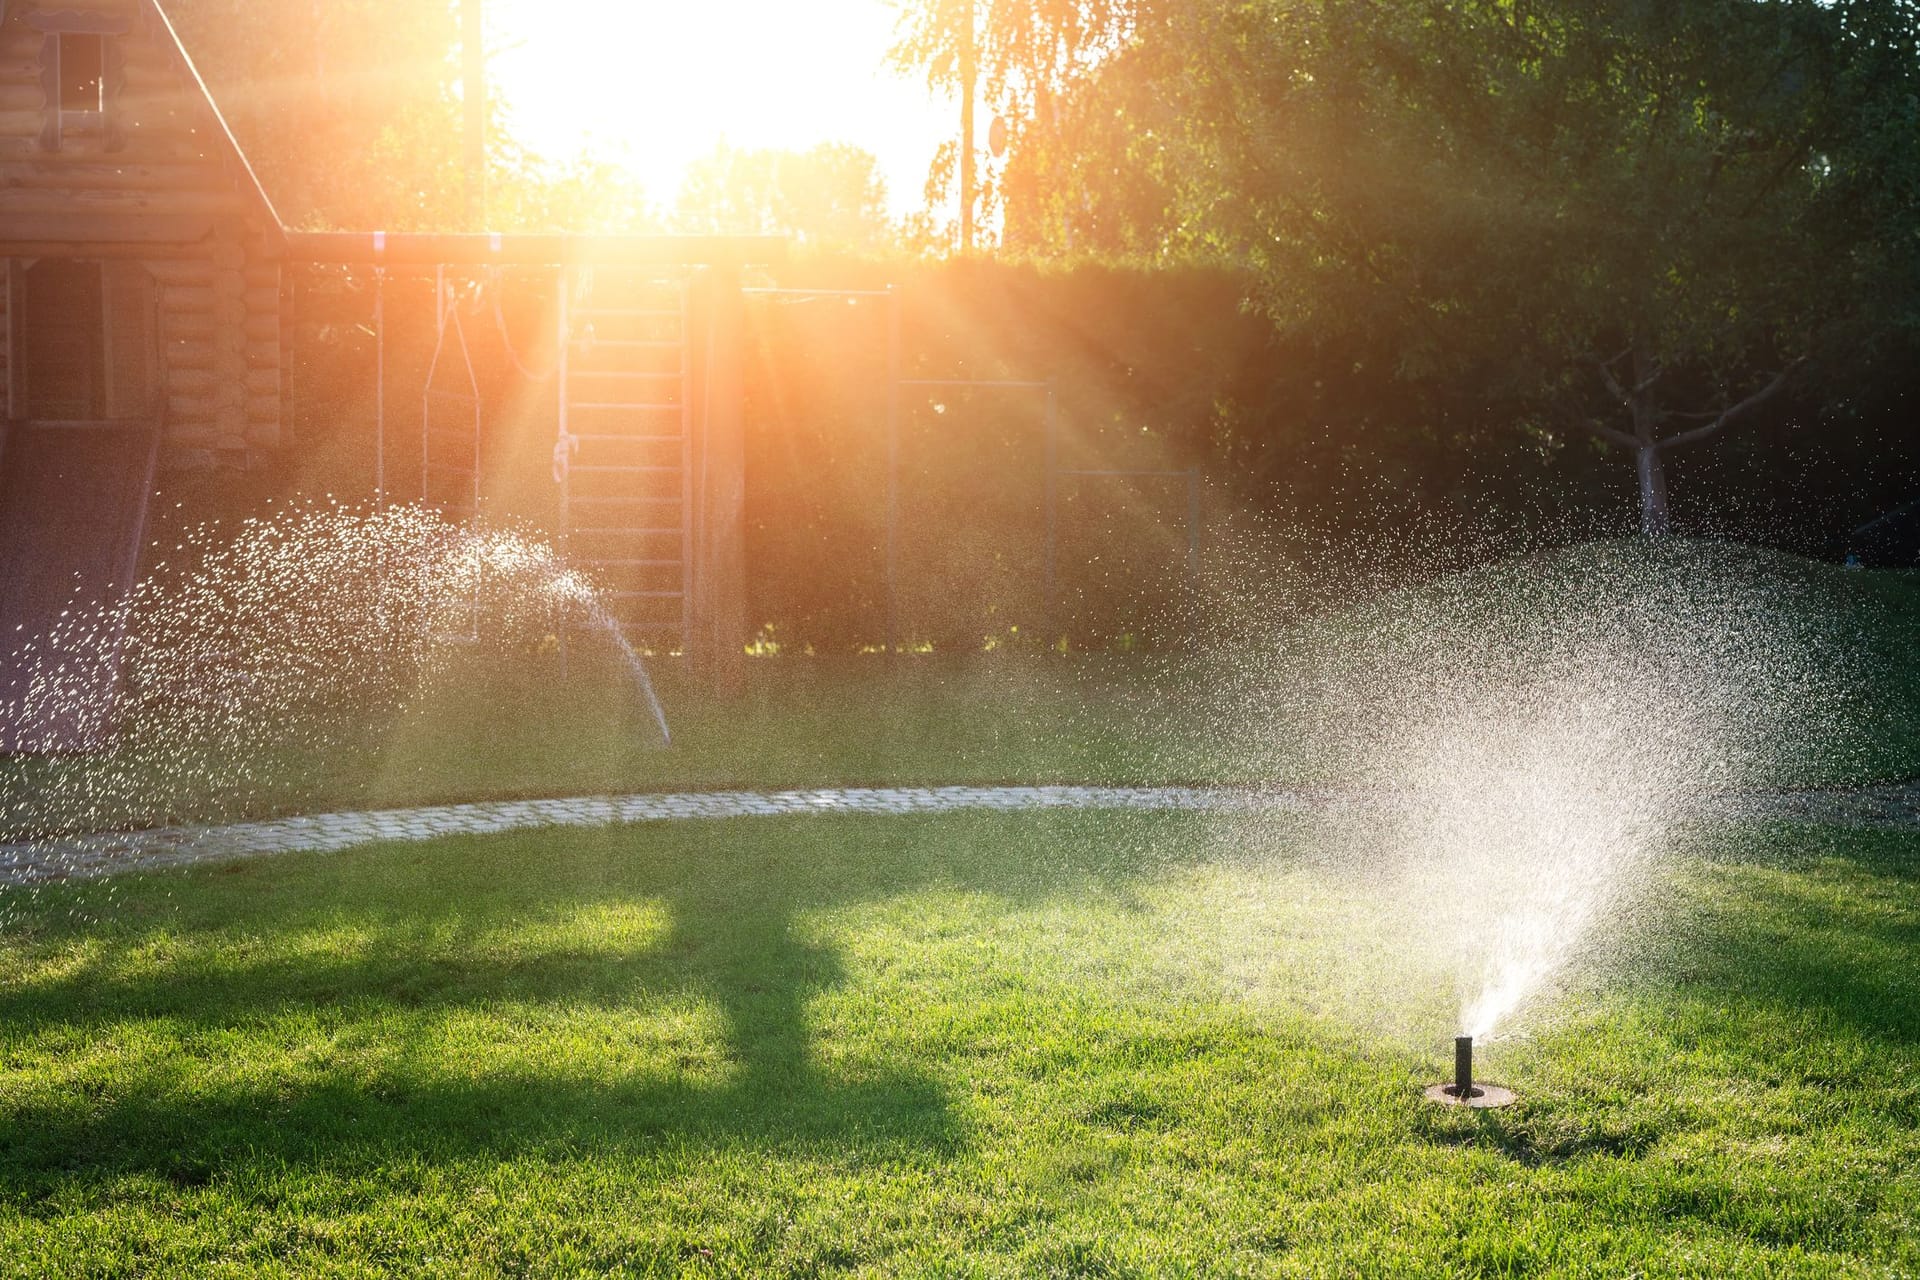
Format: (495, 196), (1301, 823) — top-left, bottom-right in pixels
(1658, 359), (1806, 449)
(1587, 351), (1634, 407)
(1581, 418), (1641, 449)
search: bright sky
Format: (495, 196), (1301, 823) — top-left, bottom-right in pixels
(490, 0), (954, 219)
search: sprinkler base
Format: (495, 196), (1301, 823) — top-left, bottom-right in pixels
(1423, 1081), (1517, 1109)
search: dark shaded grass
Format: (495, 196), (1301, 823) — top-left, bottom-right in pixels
(2, 812), (1917, 1275)
(6, 547), (1919, 840)
(0, 656), (1210, 839)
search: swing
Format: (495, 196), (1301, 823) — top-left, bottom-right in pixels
(421, 264), (483, 520)
(418, 267), (486, 645)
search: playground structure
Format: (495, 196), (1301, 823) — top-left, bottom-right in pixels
(291, 232), (780, 689)
(0, 0), (1209, 754)
(325, 271), (1205, 663)
(0, 0), (787, 734)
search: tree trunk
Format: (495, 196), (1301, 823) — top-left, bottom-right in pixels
(1627, 349), (1671, 537)
(1636, 444), (1670, 536)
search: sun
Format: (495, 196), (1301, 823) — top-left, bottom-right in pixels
(488, 0), (949, 218)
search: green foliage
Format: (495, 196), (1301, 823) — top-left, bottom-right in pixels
(275, 248), (1920, 653)
(159, 0), (1920, 538)
(163, 0), (471, 230)
(890, 0), (1920, 529)
(163, 0), (665, 232)
(5, 540), (1915, 839)
(1179, 1), (1919, 395)
(676, 142), (897, 250)
(888, 0), (1152, 250)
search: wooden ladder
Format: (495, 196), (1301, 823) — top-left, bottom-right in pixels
(557, 270), (694, 653)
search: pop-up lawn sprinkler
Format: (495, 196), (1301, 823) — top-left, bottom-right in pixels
(1424, 1035), (1517, 1108)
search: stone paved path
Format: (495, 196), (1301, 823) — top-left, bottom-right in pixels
(0, 786), (1305, 887)
(2, 781), (1915, 888)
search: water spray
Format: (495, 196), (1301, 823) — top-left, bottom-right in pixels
(1424, 1035), (1516, 1108)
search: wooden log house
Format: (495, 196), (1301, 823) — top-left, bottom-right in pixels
(0, 0), (286, 749)
(0, 0), (776, 747)
(0, 0), (285, 469)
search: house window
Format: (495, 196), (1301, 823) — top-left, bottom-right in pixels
(20, 260), (107, 421)
(58, 33), (105, 115)
(26, 13), (128, 152)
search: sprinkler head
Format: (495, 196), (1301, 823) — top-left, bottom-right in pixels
(1424, 1034), (1517, 1108)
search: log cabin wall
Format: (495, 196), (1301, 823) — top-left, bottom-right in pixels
(0, 0), (284, 470)
(147, 241), (281, 466)
(0, 266), (9, 404)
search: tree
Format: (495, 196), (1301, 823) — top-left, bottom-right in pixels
(165, 0), (663, 234)
(893, 0), (1920, 534)
(488, 145), (662, 234)
(888, 0), (1155, 251)
(674, 143), (896, 251)
(162, 0), (471, 230)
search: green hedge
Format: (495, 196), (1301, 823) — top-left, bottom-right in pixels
(254, 255), (1920, 651)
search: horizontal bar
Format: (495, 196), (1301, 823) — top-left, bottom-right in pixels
(567, 495), (682, 505)
(897, 379), (1052, 390)
(565, 402), (681, 411)
(570, 465), (681, 474)
(286, 231), (786, 267)
(571, 338), (684, 350)
(569, 526), (684, 535)
(743, 287), (895, 299)
(576, 308), (682, 319)
(1056, 469), (1200, 478)
(567, 371), (681, 380)
(2, 418), (149, 431)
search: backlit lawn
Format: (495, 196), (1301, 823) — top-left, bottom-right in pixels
(4, 547), (1917, 841)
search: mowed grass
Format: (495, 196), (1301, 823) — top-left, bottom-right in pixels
(0, 656), (1217, 839)
(1, 812), (1915, 1276)
(4, 546), (1918, 838)
(256, 557), (1920, 801)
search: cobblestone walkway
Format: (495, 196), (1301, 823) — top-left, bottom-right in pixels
(2, 781), (1914, 888)
(0, 786), (1304, 886)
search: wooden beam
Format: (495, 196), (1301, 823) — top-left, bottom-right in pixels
(2, 159), (224, 190)
(284, 231), (787, 268)
(24, 11), (133, 35)
(0, 210), (214, 244)
(694, 265), (749, 694)
(0, 187), (249, 216)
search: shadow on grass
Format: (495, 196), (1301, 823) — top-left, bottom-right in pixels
(1654, 824), (1920, 1047)
(0, 811), (1196, 1191)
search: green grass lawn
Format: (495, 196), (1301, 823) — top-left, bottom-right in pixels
(0, 655), (1220, 840)
(3, 811), (1914, 1276)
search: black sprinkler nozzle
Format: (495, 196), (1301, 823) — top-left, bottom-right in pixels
(1454, 1035), (1476, 1098)
(1425, 1033), (1514, 1107)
